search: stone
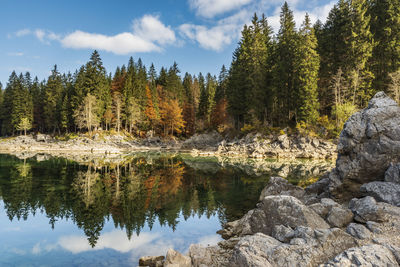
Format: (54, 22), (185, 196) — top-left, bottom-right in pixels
(322, 244), (398, 267)
(385, 163), (400, 184)
(259, 177), (306, 202)
(365, 221), (383, 234)
(326, 206), (354, 228)
(138, 255), (165, 267)
(346, 223), (371, 240)
(164, 249), (191, 267)
(230, 228), (357, 267)
(360, 181), (400, 207)
(327, 92), (400, 198)
(349, 196), (388, 223)
(248, 195), (330, 236)
(278, 134), (290, 149)
(272, 224), (294, 243)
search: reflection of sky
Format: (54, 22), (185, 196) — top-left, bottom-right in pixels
(0, 201), (221, 267)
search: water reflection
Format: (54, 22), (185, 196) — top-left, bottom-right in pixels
(0, 153), (333, 251)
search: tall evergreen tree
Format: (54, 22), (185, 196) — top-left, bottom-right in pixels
(296, 14), (320, 123)
(274, 2), (298, 125)
(43, 65), (63, 133)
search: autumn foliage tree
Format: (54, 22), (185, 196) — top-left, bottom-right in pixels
(159, 98), (185, 136)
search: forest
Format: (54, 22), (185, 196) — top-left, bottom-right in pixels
(0, 0), (399, 139)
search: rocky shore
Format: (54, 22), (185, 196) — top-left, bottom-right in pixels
(139, 92), (400, 266)
(0, 129), (336, 160)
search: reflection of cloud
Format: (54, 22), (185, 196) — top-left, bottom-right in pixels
(197, 234), (221, 247)
(4, 227), (21, 232)
(58, 230), (162, 254)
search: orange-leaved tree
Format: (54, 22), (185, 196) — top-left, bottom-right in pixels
(159, 98), (185, 136)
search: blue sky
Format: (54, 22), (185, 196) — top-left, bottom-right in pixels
(0, 0), (335, 86)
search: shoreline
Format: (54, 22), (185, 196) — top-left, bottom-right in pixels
(0, 131), (337, 160)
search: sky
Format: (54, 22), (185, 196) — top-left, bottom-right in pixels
(0, 0), (336, 86)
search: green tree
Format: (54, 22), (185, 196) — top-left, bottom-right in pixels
(17, 117), (32, 136)
(274, 2), (298, 125)
(43, 65), (63, 133)
(296, 14), (320, 123)
(74, 93), (99, 133)
(369, 0), (400, 92)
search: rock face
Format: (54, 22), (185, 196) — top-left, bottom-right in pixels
(327, 92), (400, 198)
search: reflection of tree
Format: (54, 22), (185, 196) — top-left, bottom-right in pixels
(0, 154), (323, 248)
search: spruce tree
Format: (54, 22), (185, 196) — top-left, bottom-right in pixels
(43, 65), (63, 133)
(296, 14), (320, 123)
(274, 2), (298, 125)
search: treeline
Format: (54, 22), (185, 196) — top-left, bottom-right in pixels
(0, 0), (399, 138)
(228, 0), (400, 133)
(0, 52), (227, 137)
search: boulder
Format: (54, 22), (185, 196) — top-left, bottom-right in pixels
(326, 206), (354, 228)
(360, 181), (400, 207)
(322, 244), (398, 267)
(349, 196), (388, 223)
(385, 163), (400, 184)
(346, 223), (371, 240)
(244, 195), (329, 237)
(231, 228), (357, 267)
(164, 249), (191, 267)
(327, 92), (400, 198)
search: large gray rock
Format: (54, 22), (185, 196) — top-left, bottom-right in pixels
(327, 92), (400, 198)
(349, 196), (388, 223)
(230, 228), (357, 267)
(322, 244), (398, 267)
(219, 195), (329, 239)
(385, 163), (400, 184)
(360, 181), (400, 207)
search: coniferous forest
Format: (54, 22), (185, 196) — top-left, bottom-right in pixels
(0, 0), (399, 138)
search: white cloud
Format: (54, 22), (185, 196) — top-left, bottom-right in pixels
(179, 24), (236, 51)
(15, 29), (31, 37)
(61, 31), (160, 55)
(181, 0), (336, 51)
(189, 0), (252, 18)
(61, 15), (175, 55)
(133, 15), (176, 45)
(7, 52), (24, 56)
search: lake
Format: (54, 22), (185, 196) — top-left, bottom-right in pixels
(0, 153), (333, 267)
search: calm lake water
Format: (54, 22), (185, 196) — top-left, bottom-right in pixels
(0, 153), (332, 267)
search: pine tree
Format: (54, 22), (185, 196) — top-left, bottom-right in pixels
(274, 2), (298, 125)
(296, 14), (320, 123)
(144, 84), (158, 133)
(348, 0), (374, 106)
(43, 65), (63, 133)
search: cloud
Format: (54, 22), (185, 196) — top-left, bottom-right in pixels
(60, 15), (175, 55)
(61, 31), (160, 55)
(15, 29), (31, 37)
(132, 15), (176, 45)
(7, 52), (24, 57)
(12, 28), (60, 44)
(189, 0), (252, 18)
(181, 0), (336, 51)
